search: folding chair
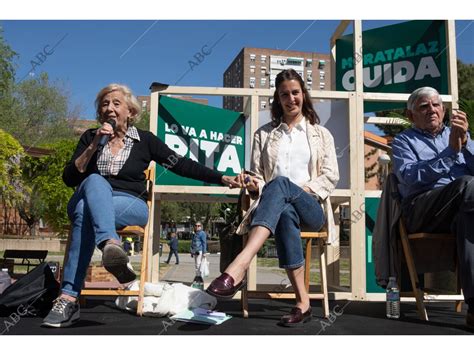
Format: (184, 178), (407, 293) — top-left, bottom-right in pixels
(239, 193), (330, 318)
(390, 173), (463, 321)
(62, 168), (155, 316)
(398, 218), (463, 321)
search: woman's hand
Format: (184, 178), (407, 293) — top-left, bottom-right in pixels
(221, 175), (241, 188)
(239, 171), (259, 192)
(93, 121), (115, 145)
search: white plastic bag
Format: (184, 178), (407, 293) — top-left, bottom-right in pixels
(199, 255), (210, 277)
(115, 281), (217, 317)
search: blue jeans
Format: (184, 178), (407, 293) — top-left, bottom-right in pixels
(250, 176), (325, 269)
(62, 174), (149, 298)
(166, 250), (179, 264)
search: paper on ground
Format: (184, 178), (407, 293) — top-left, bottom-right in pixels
(170, 307), (232, 325)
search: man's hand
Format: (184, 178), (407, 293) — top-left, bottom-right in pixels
(449, 109), (468, 152)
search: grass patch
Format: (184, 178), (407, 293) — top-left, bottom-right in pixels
(257, 257), (351, 287)
(257, 258), (279, 268)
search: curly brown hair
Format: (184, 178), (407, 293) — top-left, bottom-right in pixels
(270, 69), (319, 126)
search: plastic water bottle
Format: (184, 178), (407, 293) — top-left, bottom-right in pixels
(0, 268), (12, 294)
(386, 276), (400, 319)
(191, 274), (204, 290)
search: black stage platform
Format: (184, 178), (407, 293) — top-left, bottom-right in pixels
(1, 297), (472, 335)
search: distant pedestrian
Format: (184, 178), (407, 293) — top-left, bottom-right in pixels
(133, 239), (140, 254)
(190, 222), (207, 276)
(123, 238), (132, 256)
(165, 232), (179, 264)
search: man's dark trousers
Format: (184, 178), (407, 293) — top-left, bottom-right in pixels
(402, 175), (474, 304)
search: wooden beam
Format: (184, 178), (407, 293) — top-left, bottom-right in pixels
(149, 91), (160, 283)
(157, 86), (274, 97)
(363, 92), (453, 103)
(365, 116), (409, 125)
(154, 185), (240, 195)
(446, 20), (459, 109)
(350, 20), (367, 301)
(155, 193), (238, 203)
(247, 94), (260, 292)
(330, 20), (351, 45)
(330, 20), (351, 91)
(154, 85), (351, 100)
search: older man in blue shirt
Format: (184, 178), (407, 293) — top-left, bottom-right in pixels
(392, 86), (474, 328)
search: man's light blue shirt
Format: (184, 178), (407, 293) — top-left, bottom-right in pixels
(392, 125), (474, 199)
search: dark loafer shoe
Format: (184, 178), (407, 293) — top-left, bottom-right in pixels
(206, 273), (246, 299)
(278, 307), (312, 327)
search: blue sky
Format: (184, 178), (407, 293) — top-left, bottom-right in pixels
(1, 20), (473, 120)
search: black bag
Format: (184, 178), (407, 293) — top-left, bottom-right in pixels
(218, 190), (246, 273)
(0, 263), (60, 317)
(219, 223), (243, 273)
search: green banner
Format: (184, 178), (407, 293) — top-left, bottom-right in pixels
(156, 96), (245, 186)
(336, 20), (448, 112)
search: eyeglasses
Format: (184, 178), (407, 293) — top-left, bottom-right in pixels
(194, 224), (201, 227)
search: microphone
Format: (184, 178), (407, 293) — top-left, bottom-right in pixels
(97, 119), (116, 149)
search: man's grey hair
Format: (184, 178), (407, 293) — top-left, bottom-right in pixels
(407, 87), (442, 110)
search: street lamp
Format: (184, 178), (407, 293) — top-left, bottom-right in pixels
(224, 208), (231, 224)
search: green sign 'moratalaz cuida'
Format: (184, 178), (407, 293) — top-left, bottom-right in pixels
(336, 20), (448, 112)
(155, 95), (246, 186)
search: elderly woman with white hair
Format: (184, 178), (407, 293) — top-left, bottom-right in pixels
(42, 84), (239, 328)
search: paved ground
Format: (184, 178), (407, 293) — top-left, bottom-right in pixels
(159, 253), (288, 286)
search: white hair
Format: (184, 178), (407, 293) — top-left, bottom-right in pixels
(407, 87), (442, 110)
(95, 83), (142, 125)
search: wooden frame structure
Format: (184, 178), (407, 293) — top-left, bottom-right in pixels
(146, 20), (460, 303)
(149, 85), (354, 294)
(241, 230), (330, 318)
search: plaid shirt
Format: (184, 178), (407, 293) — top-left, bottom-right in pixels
(97, 126), (140, 176)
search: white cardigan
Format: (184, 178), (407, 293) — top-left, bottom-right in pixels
(236, 119), (340, 244)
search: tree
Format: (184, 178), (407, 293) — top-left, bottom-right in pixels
(364, 148), (379, 183)
(6, 73), (77, 146)
(219, 202), (238, 224)
(0, 29), (18, 143)
(0, 129), (26, 208)
(458, 60), (474, 101)
(18, 139), (76, 235)
(459, 98), (474, 137)
(0, 27), (16, 98)
(134, 111), (150, 131)
(457, 60), (474, 138)
(161, 201), (188, 226)
(1, 29), (80, 147)
(187, 201), (220, 232)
